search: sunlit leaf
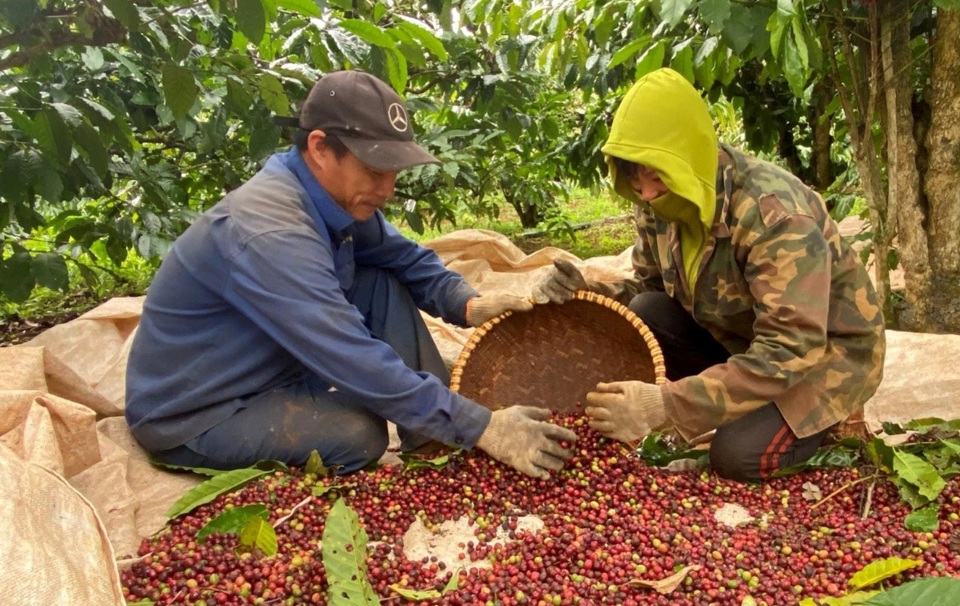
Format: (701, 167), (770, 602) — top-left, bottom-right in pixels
(162, 63), (198, 120)
(849, 557), (922, 591)
(165, 468), (271, 518)
(323, 499), (380, 606)
(197, 504), (269, 543)
(864, 577), (960, 606)
(892, 450), (946, 502)
(237, 0), (267, 44)
(238, 516), (278, 556)
(904, 504), (940, 532)
(338, 19), (396, 49)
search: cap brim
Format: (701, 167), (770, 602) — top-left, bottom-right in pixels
(339, 136), (440, 171)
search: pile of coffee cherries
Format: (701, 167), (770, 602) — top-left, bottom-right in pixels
(122, 414), (960, 606)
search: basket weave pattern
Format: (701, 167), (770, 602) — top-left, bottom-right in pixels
(450, 291), (667, 413)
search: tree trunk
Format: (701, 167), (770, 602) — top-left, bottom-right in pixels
(880, 0), (924, 329)
(910, 9), (960, 333)
(811, 80), (834, 191)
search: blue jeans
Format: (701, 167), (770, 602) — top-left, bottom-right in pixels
(154, 268), (447, 474)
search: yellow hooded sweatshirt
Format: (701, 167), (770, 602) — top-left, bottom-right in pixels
(601, 68), (718, 290)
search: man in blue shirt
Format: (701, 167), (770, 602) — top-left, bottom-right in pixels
(125, 70), (576, 479)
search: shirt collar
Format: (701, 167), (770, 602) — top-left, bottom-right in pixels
(280, 147), (355, 241)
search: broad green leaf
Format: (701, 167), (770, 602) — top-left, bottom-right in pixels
(776, 0), (796, 18)
(237, 0), (266, 44)
(699, 0), (731, 34)
(305, 450), (330, 477)
(225, 78), (254, 117)
(849, 557), (922, 591)
(905, 418), (960, 432)
(162, 63), (198, 120)
(323, 499), (380, 606)
(865, 437), (894, 471)
(669, 43), (695, 83)
(238, 516), (278, 556)
(398, 451), (457, 471)
(165, 468), (270, 518)
(658, 0), (695, 28)
(881, 421), (906, 435)
(396, 17), (448, 61)
(799, 591), (881, 606)
(197, 504), (269, 543)
(0, 252), (35, 303)
(390, 585), (442, 600)
(384, 48), (408, 93)
(102, 0), (140, 29)
(31, 252), (68, 291)
(608, 38), (648, 70)
(933, 0), (960, 8)
(248, 121), (281, 159)
(73, 123), (109, 177)
(0, 0), (39, 28)
(635, 43), (666, 79)
(276, 0), (321, 17)
(904, 504), (940, 532)
(257, 72), (290, 116)
(149, 459), (226, 476)
(39, 108), (73, 165)
(892, 449), (946, 502)
(781, 31), (806, 98)
(865, 577), (960, 606)
(338, 19), (396, 49)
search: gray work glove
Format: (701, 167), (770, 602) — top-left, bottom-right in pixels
(476, 406), (578, 479)
(585, 381), (668, 443)
(465, 293), (533, 327)
(532, 259), (591, 304)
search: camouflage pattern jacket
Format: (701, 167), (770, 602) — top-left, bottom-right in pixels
(611, 145), (886, 440)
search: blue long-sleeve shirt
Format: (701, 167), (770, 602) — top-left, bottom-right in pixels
(125, 149), (491, 452)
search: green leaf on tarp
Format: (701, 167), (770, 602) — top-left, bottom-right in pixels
(165, 468), (270, 518)
(799, 590), (881, 606)
(162, 63), (198, 120)
(197, 504), (269, 543)
(236, 0), (266, 44)
(391, 572), (460, 599)
(865, 437), (894, 471)
(150, 459), (226, 476)
(323, 498), (380, 606)
(636, 432), (703, 467)
(892, 450), (945, 502)
(398, 451), (458, 471)
(305, 450), (330, 477)
(849, 557), (922, 591)
(238, 515), (278, 556)
(881, 421), (905, 435)
(772, 443), (861, 477)
(905, 418), (960, 432)
(865, 577), (960, 606)
(904, 504), (940, 532)
(31, 252), (68, 291)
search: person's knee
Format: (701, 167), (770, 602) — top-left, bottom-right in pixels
(323, 415), (389, 474)
(628, 291), (674, 321)
(708, 435), (761, 483)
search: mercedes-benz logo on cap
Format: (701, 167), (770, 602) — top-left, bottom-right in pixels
(387, 103), (408, 132)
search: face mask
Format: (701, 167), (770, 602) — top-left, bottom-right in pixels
(646, 192), (698, 224)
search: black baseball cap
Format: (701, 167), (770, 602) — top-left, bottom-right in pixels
(275, 70), (439, 171)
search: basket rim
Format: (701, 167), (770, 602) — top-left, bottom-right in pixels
(449, 290), (667, 394)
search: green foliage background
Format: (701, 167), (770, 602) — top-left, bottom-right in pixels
(1, 0), (956, 310)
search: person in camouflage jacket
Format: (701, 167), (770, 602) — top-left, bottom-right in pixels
(535, 68), (886, 481)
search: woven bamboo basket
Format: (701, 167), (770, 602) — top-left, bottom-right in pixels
(450, 291), (667, 413)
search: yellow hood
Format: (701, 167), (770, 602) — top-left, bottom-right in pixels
(601, 68), (718, 288)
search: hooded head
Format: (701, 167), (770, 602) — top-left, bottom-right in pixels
(601, 68), (718, 230)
